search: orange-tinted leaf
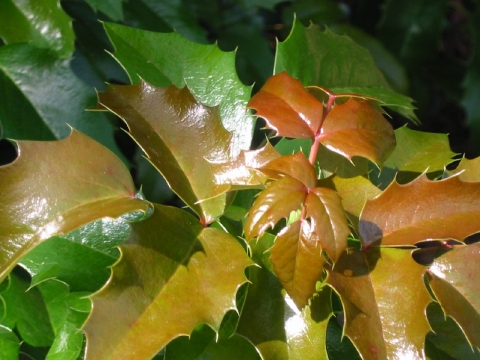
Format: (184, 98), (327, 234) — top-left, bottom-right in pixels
(245, 176), (307, 240)
(450, 156), (480, 182)
(0, 130), (148, 282)
(210, 143), (280, 196)
(319, 175), (381, 231)
(319, 98), (395, 166)
(306, 188), (350, 262)
(427, 243), (480, 349)
(326, 248), (432, 359)
(269, 220), (325, 309)
(83, 205), (253, 359)
(247, 72), (323, 138)
(97, 81), (234, 224)
(360, 175), (480, 247)
(260, 152), (317, 188)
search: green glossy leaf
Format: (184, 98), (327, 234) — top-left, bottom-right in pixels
(98, 82), (232, 224)
(275, 19), (389, 89)
(0, 43), (124, 161)
(237, 234), (333, 360)
(83, 204), (253, 359)
(360, 175), (480, 247)
(0, 325), (20, 360)
(326, 248), (432, 359)
(165, 325), (261, 360)
(84, 0), (124, 21)
(370, 126), (456, 188)
(329, 24), (409, 94)
(36, 280), (89, 360)
(20, 216), (131, 292)
(103, 22), (253, 153)
(0, 272), (55, 347)
(427, 243), (480, 349)
(320, 98), (396, 167)
(132, 0), (207, 43)
(0, 0), (74, 58)
(426, 302), (480, 359)
(0, 130), (149, 282)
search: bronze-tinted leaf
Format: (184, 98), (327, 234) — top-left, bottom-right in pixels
(97, 81), (234, 224)
(245, 176), (307, 240)
(360, 175), (480, 247)
(247, 72), (323, 139)
(260, 152), (317, 188)
(0, 130), (149, 282)
(306, 188), (350, 262)
(319, 175), (382, 232)
(319, 98), (395, 166)
(326, 248), (432, 359)
(83, 204), (253, 359)
(427, 243), (480, 349)
(269, 221), (325, 309)
(210, 143), (281, 196)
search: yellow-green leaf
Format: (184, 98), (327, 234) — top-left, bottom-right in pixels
(83, 204), (253, 359)
(0, 130), (148, 283)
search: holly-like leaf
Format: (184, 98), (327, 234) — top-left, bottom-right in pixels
(326, 248), (432, 359)
(103, 22), (253, 153)
(237, 234), (333, 360)
(260, 152), (317, 188)
(0, 43), (124, 161)
(83, 204), (253, 360)
(0, 272), (55, 347)
(370, 126), (456, 188)
(97, 81), (234, 224)
(247, 72), (323, 138)
(0, 130), (149, 282)
(318, 175), (382, 231)
(319, 98), (396, 167)
(0, 0), (74, 58)
(427, 243), (480, 350)
(269, 221), (326, 309)
(244, 176), (307, 240)
(360, 175), (480, 247)
(275, 19), (416, 119)
(449, 156), (480, 182)
(210, 143), (280, 196)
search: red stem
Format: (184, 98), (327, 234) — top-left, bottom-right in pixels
(308, 93), (336, 166)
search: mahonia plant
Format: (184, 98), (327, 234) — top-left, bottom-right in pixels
(1, 16), (480, 360)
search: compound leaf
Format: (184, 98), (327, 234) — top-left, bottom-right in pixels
(0, 130), (149, 283)
(83, 204), (253, 360)
(427, 243), (480, 349)
(326, 248), (432, 359)
(98, 81), (234, 224)
(360, 175), (480, 247)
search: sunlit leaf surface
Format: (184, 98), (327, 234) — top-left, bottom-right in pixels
(247, 72), (323, 138)
(360, 175), (480, 247)
(326, 248), (431, 359)
(427, 243), (480, 349)
(98, 81), (234, 224)
(0, 130), (148, 282)
(237, 235), (332, 360)
(83, 204), (253, 359)
(449, 156), (480, 182)
(320, 98), (395, 166)
(103, 22), (253, 153)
